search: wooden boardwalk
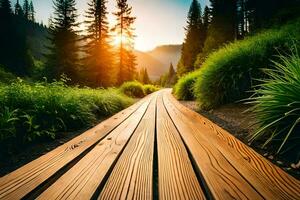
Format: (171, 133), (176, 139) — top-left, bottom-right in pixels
(0, 89), (299, 200)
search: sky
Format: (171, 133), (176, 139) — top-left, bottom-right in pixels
(11, 0), (209, 51)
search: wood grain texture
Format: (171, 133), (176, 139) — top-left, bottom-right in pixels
(156, 93), (206, 200)
(162, 90), (263, 200)
(164, 89), (300, 200)
(0, 96), (148, 200)
(36, 95), (153, 200)
(98, 94), (157, 200)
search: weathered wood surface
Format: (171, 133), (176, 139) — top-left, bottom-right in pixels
(98, 95), (157, 200)
(0, 89), (299, 200)
(0, 94), (150, 200)
(156, 94), (205, 200)
(163, 89), (300, 200)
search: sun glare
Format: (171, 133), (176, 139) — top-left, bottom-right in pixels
(113, 35), (129, 46)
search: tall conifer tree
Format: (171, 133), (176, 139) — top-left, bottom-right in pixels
(113, 0), (136, 85)
(14, 0), (23, 16)
(29, 1), (35, 22)
(203, 0), (237, 53)
(168, 62), (176, 84)
(23, 0), (29, 20)
(84, 0), (113, 86)
(45, 0), (80, 81)
(177, 0), (204, 76)
(0, 0), (32, 76)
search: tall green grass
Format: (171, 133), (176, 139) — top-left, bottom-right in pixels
(173, 71), (201, 100)
(120, 81), (145, 98)
(174, 19), (300, 109)
(0, 80), (133, 145)
(247, 53), (300, 154)
(120, 81), (159, 98)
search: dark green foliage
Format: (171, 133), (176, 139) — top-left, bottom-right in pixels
(0, 0), (34, 76)
(83, 0), (114, 87)
(0, 67), (16, 83)
(113, 0), (137, 85)
(247, 53), (300, 157)
(14, 0), (23, 16)
(173, 70), (200, 100)
(203, 0), (237, 54)
(45, 0), (80, 82)
(120, 81), (145, 98)
(0, 80), (133, 146)
(29, 1), (34, 22)
(177, 0), (205, 76)
(0, 0), (12, 15)
(143, 84), (159, 95)
(193, 20), (300, 109)
(23, 0), (29, 20)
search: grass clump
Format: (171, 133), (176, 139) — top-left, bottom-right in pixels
(173, 71), (200, 100)
(0, 80), (133, 148)
(194, 20), (300, 109)
(174, 19), (300, 109)
(120, 81), (145, 98)
(143, 84), (160, 95)
(247, 54), (300, 155)
(120, 81), (159, 98)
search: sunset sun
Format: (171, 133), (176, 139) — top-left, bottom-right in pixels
(113, 35), (129, 46)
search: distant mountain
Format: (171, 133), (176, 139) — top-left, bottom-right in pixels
(135, 44), (182, 80)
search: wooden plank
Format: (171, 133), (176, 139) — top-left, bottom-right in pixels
(156, 93), (206, 200)
(98, 94), (157, 200)
(0, 96), (149, 200)
(162, 90), (263, 200)
(37, 94), (155, 200)
(164, 89), (300, 200)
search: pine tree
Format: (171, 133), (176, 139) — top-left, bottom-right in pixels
(0, 0), (33, 76)
(113, 0), (136, 85)
(177, 0), (204, 77)
(0, 0), (12, 16)
(203, 0), (237, 54)
(83, 0), (113, 87)
(45, 0), (80, 82)
(23, 0), (29, 20)
(29, 1), (35, 22)
(14, 0), (23, 16)
(167, 62), (176, 85)
(141, 68), (150, 84)
(0, 0), (13, 71)
(203, 6), (211, 34)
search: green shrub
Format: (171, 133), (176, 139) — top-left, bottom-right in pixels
(120, 81), (145, 98)
(0, 80), (133, 144)
(143, 84), (159, 95)
(0, 67), (16, 84)
(247, 54), (300, 154)
(173, 71), (201, 100)
(175, 19), (300, 109)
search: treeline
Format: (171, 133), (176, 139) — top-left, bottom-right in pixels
(0, 0), (39, 76)
(177, 0), (300, 77)
(0, 0), (139, 87)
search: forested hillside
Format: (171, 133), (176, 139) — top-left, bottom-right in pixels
(135, 45), (181, 79)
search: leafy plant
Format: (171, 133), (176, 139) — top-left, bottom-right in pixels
(247, 53), (300, 154)
(0, 107), (19, 141)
